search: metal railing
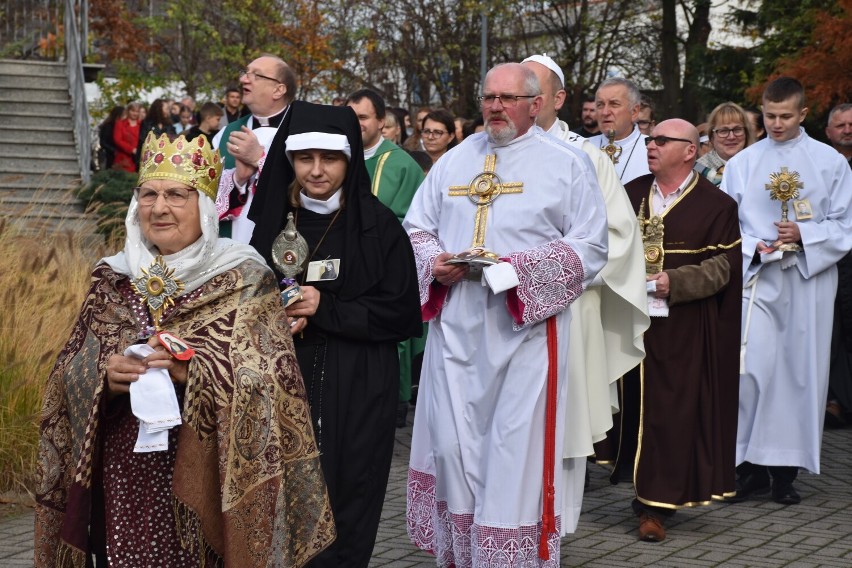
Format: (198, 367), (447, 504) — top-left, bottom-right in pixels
(64, 0), (91, 183)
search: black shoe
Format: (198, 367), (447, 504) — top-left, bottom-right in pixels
(727, 471), (770, 502)
(772, 483), (801, 505)
(825, 401), (847, 429)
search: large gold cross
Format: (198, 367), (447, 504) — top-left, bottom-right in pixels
(448, 154), (523, 247)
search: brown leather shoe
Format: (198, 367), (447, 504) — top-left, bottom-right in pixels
(638, 513), (666, 542)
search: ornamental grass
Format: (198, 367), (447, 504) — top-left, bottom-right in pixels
(0, 213), (110, 498)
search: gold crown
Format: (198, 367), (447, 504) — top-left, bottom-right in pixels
(138, 132), (222, 200)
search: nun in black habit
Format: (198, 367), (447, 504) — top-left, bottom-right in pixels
(248, 102), (422, 567)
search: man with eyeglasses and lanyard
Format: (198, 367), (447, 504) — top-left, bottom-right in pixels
(404, 62), (608, 566)
(213, 54), (297, 242)
(615, 119), (742, 542)
(588, 77), (651, 184)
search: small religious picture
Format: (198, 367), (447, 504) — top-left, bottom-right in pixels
(157, 331), (195, 360)
(306, 259), (340, 282)
(793, 199), (812, 221)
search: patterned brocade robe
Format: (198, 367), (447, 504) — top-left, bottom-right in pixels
(35, 260), (335, 567)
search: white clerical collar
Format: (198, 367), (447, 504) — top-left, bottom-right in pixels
(364, 138), (383, 160)
(617, 124), (642, 144)
(301, 188), (342, 214)
(252, 105), (289, 128)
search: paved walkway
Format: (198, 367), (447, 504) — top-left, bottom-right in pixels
(3, 420), (851, 567)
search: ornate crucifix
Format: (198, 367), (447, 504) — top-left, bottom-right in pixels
(448, 153), (524, 248)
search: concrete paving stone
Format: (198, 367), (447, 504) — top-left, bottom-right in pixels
(772, 532), (813, 545)
(697, 548), (744, 563)
(373, 546), (427, 561)
(653, 559), (718, 568)
(797, 535), (840, 547)
(669, 545), (707, 559)
(767, 547), (810, 562)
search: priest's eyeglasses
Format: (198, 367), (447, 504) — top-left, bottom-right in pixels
(479, 94), (537, 107)
(644, 135), (694, 147)
(238, 69), (282, 84)
(712, 126), (746, 138)
(134, 187), (197, 207)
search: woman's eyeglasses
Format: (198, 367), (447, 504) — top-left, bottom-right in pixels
(712, 126), (745, 138)
(134, 187), (197, 207)
(422, 129), (448, 138)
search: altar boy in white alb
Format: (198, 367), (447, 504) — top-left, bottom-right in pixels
(403, 63), (607, 567)
(721, 77), (852, 505)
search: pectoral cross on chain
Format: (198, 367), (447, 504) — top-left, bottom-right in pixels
(447, 153), (523, 247)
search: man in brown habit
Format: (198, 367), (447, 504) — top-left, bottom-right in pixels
(616, 118), (742, 541)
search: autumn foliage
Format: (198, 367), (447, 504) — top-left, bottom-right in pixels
(747, 0), (852, 112)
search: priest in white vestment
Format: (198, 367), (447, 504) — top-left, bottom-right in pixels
(403, 63), (607, 567)
(721, 77), (852, 504)
(522, 54), (649, 535)
(588, 77), (650, 184)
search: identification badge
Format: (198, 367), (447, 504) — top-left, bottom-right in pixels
(306, 259), (340, 282)
(156, 331), (195, 360)
(793, 199), (812, 220)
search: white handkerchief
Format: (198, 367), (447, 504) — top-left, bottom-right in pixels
(760, 250), (782, 264)
(647, 293), (669, 317)
(483, 262), (519, 294)
(126, 344), (182, 453)
(134, 428), (170, 453)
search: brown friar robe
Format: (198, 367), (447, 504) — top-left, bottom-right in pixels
(614, 172), (742, 509)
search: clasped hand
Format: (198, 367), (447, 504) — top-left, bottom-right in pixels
(286, 285), (320, 334)
(433, 252), (469, 286)
(757, 221), (801, 253)
(106, 335), (189, 398)
(228, 126), (264, 186)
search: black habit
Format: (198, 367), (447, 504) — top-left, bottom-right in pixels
(250, 102), (422, 567)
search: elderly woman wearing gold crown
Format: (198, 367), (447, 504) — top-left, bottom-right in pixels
(34, 132), (336, 568)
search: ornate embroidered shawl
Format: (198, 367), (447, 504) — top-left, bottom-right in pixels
(35, 260), (335, 567)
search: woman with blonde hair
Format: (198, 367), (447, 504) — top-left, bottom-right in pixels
(695, 102), (756, 186)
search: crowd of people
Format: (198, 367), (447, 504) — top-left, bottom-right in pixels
(36, 51), (852, 568)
